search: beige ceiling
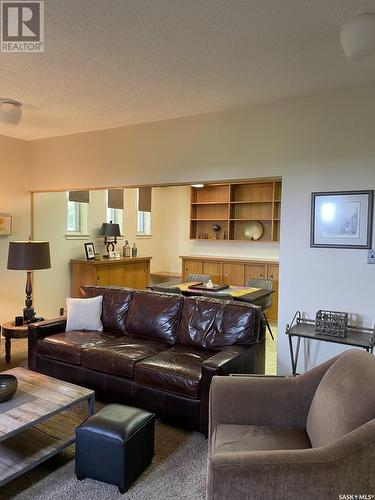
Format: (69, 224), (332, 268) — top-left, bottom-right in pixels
(1, 0), (375, 141)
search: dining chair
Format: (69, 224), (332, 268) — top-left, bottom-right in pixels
(246, 277), (274, 340)
(152, 285), (182, 294)
(186, 273), (210, 283)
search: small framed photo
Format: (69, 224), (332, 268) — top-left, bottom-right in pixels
(84, 242), (96, 260)
(311, 190), (374, 249)
(0, 214), (12, 236)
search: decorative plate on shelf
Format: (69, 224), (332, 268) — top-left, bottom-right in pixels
(244, 221), (263, 240)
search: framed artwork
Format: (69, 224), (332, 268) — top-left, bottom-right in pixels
(0, 214), (12, 236)
(310, 190), (374, 249)
(84, 242), (95, 260)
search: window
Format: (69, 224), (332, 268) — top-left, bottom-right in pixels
(106, 192), (123, 228)
(137, 210), (151, 235)
(66, 192), (88, 237)
(67, 200), (81, 232)
(137, 188), (152, 236)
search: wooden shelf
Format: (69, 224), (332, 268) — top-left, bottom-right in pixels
(230, 200), (273, 204)
(191, 201), (229, 205)
(230, 218), (272, 221)
(190, 179), (282, 242)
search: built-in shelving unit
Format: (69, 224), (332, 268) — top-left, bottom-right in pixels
(189, 179), (282, 242)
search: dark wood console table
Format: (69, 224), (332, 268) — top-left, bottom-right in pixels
(286, 311), (375, 376)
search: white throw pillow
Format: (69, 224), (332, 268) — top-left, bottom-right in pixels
(65, 295), (103, 332)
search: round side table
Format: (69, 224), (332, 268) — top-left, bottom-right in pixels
(1, 321), (28, 364)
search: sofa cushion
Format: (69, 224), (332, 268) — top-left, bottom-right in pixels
(212, 424), (311, 455)
(80, 286), (133, 335)
(37, 331), (115, 365)
(178, 296), (260, 349)
(134, 344), (213, 399)
(82, 335), (170, 378)
(125, 291), (183, 345)
(306, 350), (375, 448)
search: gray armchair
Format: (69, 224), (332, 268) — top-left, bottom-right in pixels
(207, 350), (375, 500)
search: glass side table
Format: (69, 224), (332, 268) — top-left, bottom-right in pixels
(286, 311), (375, 376)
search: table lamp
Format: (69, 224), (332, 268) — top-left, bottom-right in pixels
(99, 221), (122, 256)
(7, 240), (51, 323)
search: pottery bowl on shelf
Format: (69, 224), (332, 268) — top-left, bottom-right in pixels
(0, 374), (18, 403)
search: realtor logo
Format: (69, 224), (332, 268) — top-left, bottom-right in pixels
(1, 1), (44, 52)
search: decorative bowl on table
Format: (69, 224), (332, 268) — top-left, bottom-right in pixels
(0, 375), (18, 403)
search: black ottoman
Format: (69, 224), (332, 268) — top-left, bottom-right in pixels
(75, 404), (155, 493)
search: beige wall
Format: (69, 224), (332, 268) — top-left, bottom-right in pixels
(0, 135), (30, 325)
(28, 86), (375, 375)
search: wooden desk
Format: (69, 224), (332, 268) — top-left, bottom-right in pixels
(1, 322), (28, 364)
(70, 257), (152, 296)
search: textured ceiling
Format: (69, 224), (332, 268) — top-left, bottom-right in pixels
(1, 0), (375, 140)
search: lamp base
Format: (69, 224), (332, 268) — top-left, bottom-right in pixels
(23, 307), (35, 323)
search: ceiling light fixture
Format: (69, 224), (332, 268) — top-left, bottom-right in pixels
(191, 184), (205, 188)
(340, 13), (375, 60)
(0, 99), (23, 126)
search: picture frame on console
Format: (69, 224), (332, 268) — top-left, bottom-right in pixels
(310, 190), (374, 249)
(84, 242), (96, 260)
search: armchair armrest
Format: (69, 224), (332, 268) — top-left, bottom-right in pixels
(209, 354), (339, 438)
(28, 317), (66, 371)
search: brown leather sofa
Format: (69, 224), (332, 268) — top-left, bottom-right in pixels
(28, 286), (265, 433)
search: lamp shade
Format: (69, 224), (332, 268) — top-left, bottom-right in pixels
(99, 222), (122, 237)
(7, 241), (51, 270)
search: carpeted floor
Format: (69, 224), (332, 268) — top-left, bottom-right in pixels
(3, 419), (207, 500)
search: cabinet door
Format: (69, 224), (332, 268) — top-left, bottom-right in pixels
(183, 259), (203, 280)
(119, 262), (148, 289)
(222, 263), (244, 286)
(266, 264), (279, 321)
(202, 261), (221, 283)
(244, 264), (267, 284)
(96, 266), (111, 286)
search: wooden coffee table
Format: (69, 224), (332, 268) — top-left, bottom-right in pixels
(0, 367), (94, 487)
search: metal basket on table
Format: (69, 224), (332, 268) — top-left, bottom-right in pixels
(315, 310), (348, 338)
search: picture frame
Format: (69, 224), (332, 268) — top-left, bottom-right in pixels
(84, 242), (96, 260)
(310, 190), (374, 249)
(0, 214), (12, 236)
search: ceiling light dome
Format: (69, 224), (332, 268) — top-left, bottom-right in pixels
(0, 99), (23, 126)
(340, 14), (375, 60)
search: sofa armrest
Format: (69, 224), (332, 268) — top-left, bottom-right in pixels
(28, 317), (66, 371)
(208, 419), (375, 500)
(199, 343), (265, 434)
(209, 354), (339, 438)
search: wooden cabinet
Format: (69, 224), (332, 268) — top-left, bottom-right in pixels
(180, 256), (279, 320)
(202, 261), (221, 281)
(70, 257), (151, 297)
(190, 178), (282, 242)
(183, 259), (203, 278)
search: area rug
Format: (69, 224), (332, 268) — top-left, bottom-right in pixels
(2, 421), (207, 500)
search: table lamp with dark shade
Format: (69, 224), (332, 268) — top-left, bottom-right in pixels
(7, 240), (51, 323)
(99, 221), (122, 256)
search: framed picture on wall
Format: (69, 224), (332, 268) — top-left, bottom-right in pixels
(310, 190), (374, 248)
(0, 214), (12, 236)
(84, 242), (96, 260)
